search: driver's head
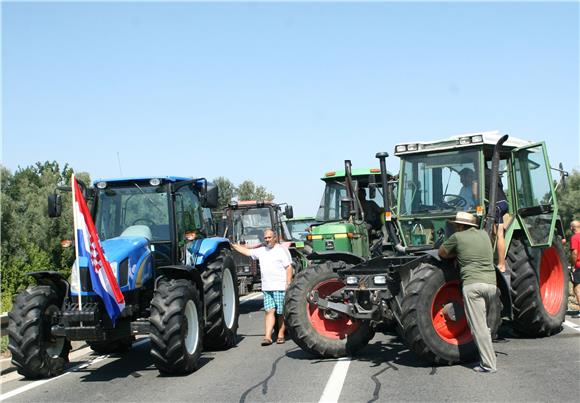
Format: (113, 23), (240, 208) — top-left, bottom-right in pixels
(459, 168), (474, 186)
(263, 228), (277, 248)
(357, 188), (367, 201)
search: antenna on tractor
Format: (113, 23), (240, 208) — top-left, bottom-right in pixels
(116, 152), (123, 176)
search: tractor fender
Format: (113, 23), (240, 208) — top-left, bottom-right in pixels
(155, 265), (204, 298)
(307, 250), (365, 266)
(194, 237), (230, 265)
(26, 271), (69, 305)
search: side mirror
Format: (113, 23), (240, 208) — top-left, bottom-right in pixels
(285, 205), (294, 219)
(48, 194), (62, 218)
(369, 186), (376, 199)
(202, 184), (219, 208)
(340, 198), (352, 220)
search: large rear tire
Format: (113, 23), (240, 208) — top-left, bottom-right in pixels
(508, 236), (567, 336)
(284, 261), (374, 358)
(150, 278), (203, 375)
(401, 264), (501, 365)
(8, 286), (71, 379)
(202, 249), (239, 350)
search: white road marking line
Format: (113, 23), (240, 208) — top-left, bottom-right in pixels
(319, 357), (351, 403)
(0, 338), (149, 399)
(564, 320), (580, 332)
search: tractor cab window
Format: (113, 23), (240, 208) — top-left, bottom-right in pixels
(232, 208), (273, 244)
(316, 180), (348, 221)
(175, 186), (204, 242)
(94, 185), (170, 241)
(399, 150), (480, 215)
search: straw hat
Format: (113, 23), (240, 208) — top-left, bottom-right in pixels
(451, 211), (478, 227)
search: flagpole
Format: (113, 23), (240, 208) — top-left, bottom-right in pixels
(71, 173), (83, 313)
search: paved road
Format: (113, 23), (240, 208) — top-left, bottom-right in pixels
(1, 293), (579, 402)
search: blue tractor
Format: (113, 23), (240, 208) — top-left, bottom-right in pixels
(8, 176), (239, 378)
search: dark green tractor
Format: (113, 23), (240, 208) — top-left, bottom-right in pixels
(305, 165), (397, 263)
(286, 131), (569, 364)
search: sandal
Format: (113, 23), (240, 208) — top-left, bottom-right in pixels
(261, 338), (273, 346)
(276, 338), (285, 344)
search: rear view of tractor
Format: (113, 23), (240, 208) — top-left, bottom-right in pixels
(8, 176), (240, 378)
(285, 131), (568, 365)
(221, 200), (306, 294)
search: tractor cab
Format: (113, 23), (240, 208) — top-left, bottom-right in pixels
(309, 167), (396, 260)
(90, 177), (218, 269)
(393, 131), (560, 249)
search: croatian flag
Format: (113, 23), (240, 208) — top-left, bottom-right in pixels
(72, 174), (125, 323)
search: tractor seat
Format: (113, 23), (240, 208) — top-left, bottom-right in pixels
(120, 225), (152, 241)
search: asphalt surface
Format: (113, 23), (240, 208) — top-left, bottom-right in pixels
(1, 294), (579, 402)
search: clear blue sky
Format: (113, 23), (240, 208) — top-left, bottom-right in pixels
(2, 1), (579, 216)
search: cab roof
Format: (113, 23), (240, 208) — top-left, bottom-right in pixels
(394, 130), (534, 156)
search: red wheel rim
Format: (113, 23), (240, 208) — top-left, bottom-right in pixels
(431, 280), (473, 345)
(307, 279), (360, 339)
(539, 247), (564, 315)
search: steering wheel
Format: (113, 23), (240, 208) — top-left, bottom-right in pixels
(132, 218), (155, 226)
(442, 194), (468, 208)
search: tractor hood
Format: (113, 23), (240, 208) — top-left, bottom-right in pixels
(71, 236), (153, 296)
(308, 221), (362, 255)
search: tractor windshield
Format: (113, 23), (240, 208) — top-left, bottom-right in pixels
(286, 218), (318, 241)
(315, 180), (347, 221)
(232, 208), (273, 244)
(399, 150), (481, 216)
(94, 185), (170, 241)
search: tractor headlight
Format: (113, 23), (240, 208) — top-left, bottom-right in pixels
(373, 276), (387, 285)
(346, 276), (358, 285)
(406, 144), (419, 151)
(471, 135), (483, 143)
(395, 145), (407, 153)
(459, 137), (471, 145)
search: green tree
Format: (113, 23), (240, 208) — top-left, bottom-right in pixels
(0, 161), (89, 311)
(237, 180), (274, 201)
(557, 170), (580, 237)
(213, 176), (237, 211)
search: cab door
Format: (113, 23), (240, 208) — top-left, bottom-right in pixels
(511, 142), (557, 247)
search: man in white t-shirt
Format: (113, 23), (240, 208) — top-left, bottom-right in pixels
(232, 228), (293, 346)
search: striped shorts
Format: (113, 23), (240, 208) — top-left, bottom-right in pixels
(263, 290), (285, 314)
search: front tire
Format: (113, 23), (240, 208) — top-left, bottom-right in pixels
(202, 249), (239, 350)
(284, 261), (374, 358)
(149, 278), (203, 375)
(508, 236), (567, 336)
(8, 286), (71, 379)
(401, 264), (501, 365)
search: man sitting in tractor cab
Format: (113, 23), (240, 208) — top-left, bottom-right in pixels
(358, 188), (383, 232)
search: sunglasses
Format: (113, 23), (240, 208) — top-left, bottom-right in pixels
(264, 236), (274, 240)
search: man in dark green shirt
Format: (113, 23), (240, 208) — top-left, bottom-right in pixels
(438, 212), (498, 373)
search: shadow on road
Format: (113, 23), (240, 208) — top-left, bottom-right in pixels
(73, 340), (214, 382)
(239, 299), (263, 315)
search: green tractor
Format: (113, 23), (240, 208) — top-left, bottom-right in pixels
(285, 131), (569, 364)
(304, 166), (397, 264)
(220, 200), (307, 294)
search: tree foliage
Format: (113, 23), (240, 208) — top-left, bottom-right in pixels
(236, 180), (274, 202)
(212, 178), (275, 211)
(557, 170), (580, 237)
(1, 162), (90, 311)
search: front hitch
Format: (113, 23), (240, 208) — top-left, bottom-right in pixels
(307, 289), (376, 320)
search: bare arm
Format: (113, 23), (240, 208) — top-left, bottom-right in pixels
(438, 245), (455, 260)
(231, 243), (252, 257)
(285, 264), (293, 289)
(572, 250), (578, 269)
